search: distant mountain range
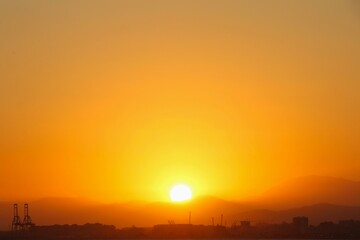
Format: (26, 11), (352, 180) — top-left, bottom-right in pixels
(233, 203), (360, 225)
(251, 175), (360, 209)
(1, 175), (359, 230)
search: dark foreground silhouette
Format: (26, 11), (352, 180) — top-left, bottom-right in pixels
(1, 217), (360, 239)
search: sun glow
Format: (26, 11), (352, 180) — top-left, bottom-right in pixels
(170, 184), (192, 202)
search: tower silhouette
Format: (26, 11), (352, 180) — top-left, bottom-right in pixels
(11, 204), (22, 231)
(23, 203), (33, 230)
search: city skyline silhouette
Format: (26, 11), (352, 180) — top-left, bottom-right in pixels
(0, 0), (359, 238)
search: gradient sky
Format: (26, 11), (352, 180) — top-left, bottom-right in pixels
(0, 0), (359, 203)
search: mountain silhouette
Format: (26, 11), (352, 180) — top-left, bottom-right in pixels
(233, 203), (360, 225)
(1, 175), (359, 230)
(251, 175), (360, 209)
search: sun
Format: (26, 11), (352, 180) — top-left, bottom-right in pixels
(170, 184), (192, 202)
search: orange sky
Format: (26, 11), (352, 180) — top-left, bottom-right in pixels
(0, 0), (359, 203)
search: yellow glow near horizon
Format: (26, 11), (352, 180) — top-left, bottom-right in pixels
(0, 0), (359, 203)
(170, 184), (192, 202)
